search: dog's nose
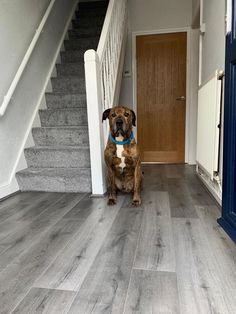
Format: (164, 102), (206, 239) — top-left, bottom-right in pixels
(116, 119), (123, 127)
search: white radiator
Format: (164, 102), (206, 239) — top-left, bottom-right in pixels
(196, 70), (223, 180)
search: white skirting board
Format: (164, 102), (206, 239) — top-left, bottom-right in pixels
(197, 164), (222, 205)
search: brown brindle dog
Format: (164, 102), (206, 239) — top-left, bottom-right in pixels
(102, 106), (143, 206)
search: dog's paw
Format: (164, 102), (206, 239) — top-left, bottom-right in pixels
(108, 198), (116, 205)
(132, 199), (141, 207)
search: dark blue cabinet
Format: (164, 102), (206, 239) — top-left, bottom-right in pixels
(217, 0), (236, 242)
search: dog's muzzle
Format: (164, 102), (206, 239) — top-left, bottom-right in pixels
(113, 118), (126, 134)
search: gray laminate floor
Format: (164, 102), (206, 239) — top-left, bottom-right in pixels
(0, 165), (235, 314)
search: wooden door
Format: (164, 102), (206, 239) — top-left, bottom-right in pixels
(136, 32), (187, 163)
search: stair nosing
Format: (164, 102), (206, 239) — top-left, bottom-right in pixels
(33, 125), (88, 129)
(56, 74), (85, 78)
(17, 167), (91, 173)
(64, 37), (99, 42)
(25, 146), (90, 151)
(41, 106), (86, 109)
(51, 76), (85, 80)
(39, 108), (87, 112)
(73, 14), (105, 18)
(56, 62), (84, 66)
(68, 27), (102, 31)
(45, 92), (86, 96)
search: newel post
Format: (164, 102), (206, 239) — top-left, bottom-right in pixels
(84, 49), (107, 195)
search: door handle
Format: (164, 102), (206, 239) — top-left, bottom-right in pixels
(176, 96), (186, 101)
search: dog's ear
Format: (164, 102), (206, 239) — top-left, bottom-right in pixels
(131, 110), (136, 126)
(102, 108), (111, 122)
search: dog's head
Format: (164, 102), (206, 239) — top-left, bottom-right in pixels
(102, 106), (136, 137)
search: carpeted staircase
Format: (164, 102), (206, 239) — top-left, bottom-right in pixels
(16, 0), (108, 193)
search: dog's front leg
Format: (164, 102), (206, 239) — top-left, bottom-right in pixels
(132, 162), (142, 206)
(107, 166), (117, 205)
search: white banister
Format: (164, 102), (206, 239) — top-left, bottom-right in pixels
(0, 0), (56, 117)
(84, 50), (106, 195)
(97, 0), (116, 59)
(84, 0), (128, 195)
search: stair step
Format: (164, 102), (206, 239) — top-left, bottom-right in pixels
(45, 93), (86, 109)
(24, 146), (90, 168)
(76, 9), (106, 18)
(16, 168), (91, 193)
(51, 77), (85, 93)
(32, 126), (89, 146)
(39, 108), (87, 127)
(56, 63), (84, 77)
(60, 50), (84, 63)
(78, 1), (108, 9)
(64, 37), (99, 51)
(72, 17), (104, 28)
(68, 28), (102, 39)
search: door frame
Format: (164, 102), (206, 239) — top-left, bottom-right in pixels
(132, 27), (192, 163)
(217, 0), (236, 242)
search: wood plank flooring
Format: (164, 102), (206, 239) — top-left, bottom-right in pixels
(0, 165), (235, 313)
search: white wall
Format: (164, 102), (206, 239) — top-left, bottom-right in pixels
(0, 0), (51, 104)
(120, 0), (193, 105)
(201, 0), (226, 83)
(189, 29), (200, 164)
(130, 0), (192, 31)
(0, 0), (78, 199)
(119, 0), (199, 164)
(196, 0), (226, 202)
(192, 0), (200, 28)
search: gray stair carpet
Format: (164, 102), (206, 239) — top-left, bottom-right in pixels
(16, 0), (109, 193)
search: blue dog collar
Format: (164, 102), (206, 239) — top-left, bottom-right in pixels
(109, 132), (134, 145)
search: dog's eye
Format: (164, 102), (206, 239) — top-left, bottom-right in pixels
(124, 112), (129, 117)
(111, 113), (116, 118)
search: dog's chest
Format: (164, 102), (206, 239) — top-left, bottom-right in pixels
(115, 136), (126, 170)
